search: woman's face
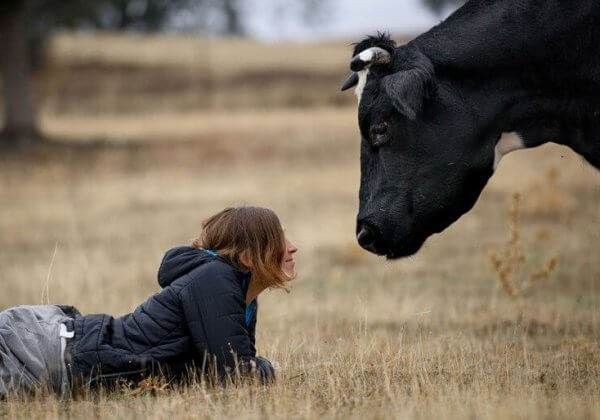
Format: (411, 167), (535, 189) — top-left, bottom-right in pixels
(282, 237), (298, 276)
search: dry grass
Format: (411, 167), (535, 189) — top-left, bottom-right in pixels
(1, 33), (599, 419)
(40, 107), (356, 144)
(490, 192), (559, 298)
(1, 117), (598, 419)
(48, 33), (351, 74)
(30, 33), (362, 114)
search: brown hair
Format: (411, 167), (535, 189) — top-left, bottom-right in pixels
(192, 206), (291, 290)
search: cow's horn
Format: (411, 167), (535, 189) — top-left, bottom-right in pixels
(349, 47), (391, 72)
(340, 72), (359, 91)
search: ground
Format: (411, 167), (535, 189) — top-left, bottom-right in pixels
(0, 33), (598, 419)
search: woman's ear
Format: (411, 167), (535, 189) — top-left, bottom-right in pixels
(239, 252), (253, 269)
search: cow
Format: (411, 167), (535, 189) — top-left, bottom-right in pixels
(341, 0), (600, 259)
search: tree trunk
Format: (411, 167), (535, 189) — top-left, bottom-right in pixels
(0, 1), (40, 146)
(221, 0), (243, 36)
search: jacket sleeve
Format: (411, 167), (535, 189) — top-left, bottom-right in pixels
(248, 302), (257, 348)
(179, 263), (274, 381)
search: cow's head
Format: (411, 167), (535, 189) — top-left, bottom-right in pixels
(342, 34), (505, 258)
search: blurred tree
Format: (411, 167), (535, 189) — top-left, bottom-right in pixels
(422, 0), (466, 14)
(0, 0), (327, 146)
(0, 0), (191, 146)
(221, 0), (243, 35)
(188, 0), (330, 37)
(0, 0), (199, 147)
(0, 1), (38, 144)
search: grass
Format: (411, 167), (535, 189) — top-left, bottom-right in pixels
(489, 192), (559, 299)
(1, 33), (599, 419)
(48, 33), (356, 74)
(31, 33), (364, 115)
(1, 116), (598, 419)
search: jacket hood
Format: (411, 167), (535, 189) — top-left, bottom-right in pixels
(157, 246), (221, 288)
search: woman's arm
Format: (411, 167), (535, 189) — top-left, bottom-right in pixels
(179, 263), (274, 381)
(248, 302), (257, 347)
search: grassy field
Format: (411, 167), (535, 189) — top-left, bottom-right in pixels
(31, 33), (364, 115)
(1, 33), (599, 419)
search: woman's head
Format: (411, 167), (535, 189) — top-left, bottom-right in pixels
(192, 206), (297, 290)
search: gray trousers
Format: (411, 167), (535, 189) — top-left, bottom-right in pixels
(0, 305), (73, 397)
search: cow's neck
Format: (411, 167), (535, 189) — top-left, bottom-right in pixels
(413, 0), (600, 169)
(413, 0), (600, 75)
(490, 78), (600, 169)
(455, 74), (600, 170)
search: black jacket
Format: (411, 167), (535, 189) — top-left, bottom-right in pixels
(65, 247), (274, 384)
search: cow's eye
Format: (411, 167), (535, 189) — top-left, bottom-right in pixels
(370, 122), (390, 147)
(372, 122), (388, 135)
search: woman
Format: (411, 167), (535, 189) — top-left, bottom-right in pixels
(0, 206), (298, 397)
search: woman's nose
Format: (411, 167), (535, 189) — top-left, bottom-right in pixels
(288, 241), (298, 254)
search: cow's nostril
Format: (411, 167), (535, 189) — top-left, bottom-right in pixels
(356, 224), (375, 249)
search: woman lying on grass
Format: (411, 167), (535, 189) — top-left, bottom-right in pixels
(0, 206), (298, 397)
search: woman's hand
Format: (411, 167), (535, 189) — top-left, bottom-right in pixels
(248, 356), (276, 383)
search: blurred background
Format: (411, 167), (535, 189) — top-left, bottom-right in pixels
(0, 0), (474, 310)
(0, 1), (599, 417)
(0, 0), (460, 143)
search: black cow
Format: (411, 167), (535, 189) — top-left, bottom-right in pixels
(341, 0), (600, 259)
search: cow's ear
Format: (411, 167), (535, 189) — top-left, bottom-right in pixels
(381, 50), (434, 120)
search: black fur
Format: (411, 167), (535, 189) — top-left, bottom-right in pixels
(381, 47), (435, 120)
(352, 35), (435, 120)
(352, 32), (397, 58)
(346, 0), (600, 259)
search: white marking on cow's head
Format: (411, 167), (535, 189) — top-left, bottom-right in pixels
(493, 134), (524, 170)
(355, 69), (369, 103)
(358, 49), (376, 63)
(341, 47), (392, 99)
(351, 47), (391, 71)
